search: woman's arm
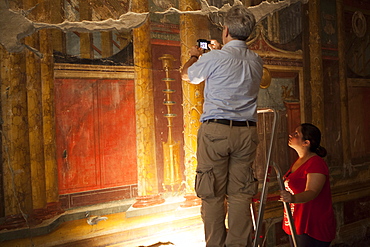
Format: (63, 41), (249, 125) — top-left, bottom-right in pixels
(280, 173), (326, 203)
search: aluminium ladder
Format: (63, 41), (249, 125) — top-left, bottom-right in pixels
(253, 108), (298, 247)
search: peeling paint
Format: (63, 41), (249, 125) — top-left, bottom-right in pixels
(34, 11), (149, 33)
(0, 8), (35, 53)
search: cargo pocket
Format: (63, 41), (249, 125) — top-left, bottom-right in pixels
(241, 167), (259, 196)
(195, 168), (215, 199)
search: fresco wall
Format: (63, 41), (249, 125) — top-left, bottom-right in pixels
(0, 0), (369, 245)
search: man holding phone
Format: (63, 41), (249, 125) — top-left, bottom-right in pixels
(181, 5), (263, 247)
(197, 39), (211, 50)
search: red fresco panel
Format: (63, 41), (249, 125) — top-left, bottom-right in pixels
(98, 79), (137, 187)
(55, 78), (100, 194)
(55, 78), (137, 195)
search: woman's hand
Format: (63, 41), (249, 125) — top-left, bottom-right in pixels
(280, 190), (295, 203)
(280, 173), (326, 204)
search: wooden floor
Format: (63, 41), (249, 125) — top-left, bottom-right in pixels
(1, 199), (205, 247)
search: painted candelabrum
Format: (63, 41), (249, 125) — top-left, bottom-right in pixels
(159, 54), (182, 192)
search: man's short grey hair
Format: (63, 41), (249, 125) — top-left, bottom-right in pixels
(224, 5), (256, 41)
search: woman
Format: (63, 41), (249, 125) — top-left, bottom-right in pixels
(280, 123), (336, 247)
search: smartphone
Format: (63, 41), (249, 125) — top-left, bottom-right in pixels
(197, 39), (210, 50)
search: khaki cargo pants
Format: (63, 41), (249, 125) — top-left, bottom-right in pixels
(195, 121), (259, 247)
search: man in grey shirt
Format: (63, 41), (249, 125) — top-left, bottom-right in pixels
(182, 5), (263, 247)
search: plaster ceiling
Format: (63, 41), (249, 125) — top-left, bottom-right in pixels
(0, 0), (308, 55)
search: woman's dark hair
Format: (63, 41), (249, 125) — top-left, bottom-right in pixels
(301, 123), (327, 157)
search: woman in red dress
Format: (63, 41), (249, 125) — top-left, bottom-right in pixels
(280, 123), (336, 247)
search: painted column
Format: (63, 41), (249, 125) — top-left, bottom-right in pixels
(50, 0), (65, 53)
(40, 0), (59, 206)
(0, 0), (61, 222)
(0, 47), (33, 216)
(24, 0), (46, 211)
(79, 1), (93, 59)
(308, 0), (325, 140)
(101, 31), (113, 58)
(179, 0), (209, 207)
(132, 0), (164, 207)
(336, 0), (351, 166)
(99, 2), (113, 58)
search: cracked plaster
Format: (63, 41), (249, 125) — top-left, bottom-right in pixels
(0, 0), (308, 55)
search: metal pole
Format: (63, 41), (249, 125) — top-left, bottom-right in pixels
(253, 108), (277, 247)
(272, 162), (298, 247)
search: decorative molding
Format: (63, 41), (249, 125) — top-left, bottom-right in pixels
(54, 63), (135, 79)
(332, 181), (370, 204)
(347, 78), (370, 87)
(260, 67), (272, 89)
(263, 64), (305, 123)
(248, 26), (303, 61)
(352, 11), (367, 38)
(59, 185), (137, 209)
(262, 57), (303, 67)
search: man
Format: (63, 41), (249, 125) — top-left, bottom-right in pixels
(181, 5), (263, 247)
